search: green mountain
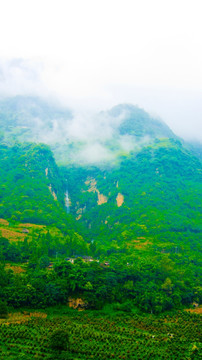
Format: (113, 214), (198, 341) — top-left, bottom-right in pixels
(0, 96), (201, 359)
(0, 96), (201, 248)
(0, 96), (185, 167)
(0, 96), (201, 290)
(108, 103), (176, 139)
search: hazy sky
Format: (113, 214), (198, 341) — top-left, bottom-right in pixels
(0, 0), (202, 141)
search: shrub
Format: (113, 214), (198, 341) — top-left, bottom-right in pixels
(0, 301), (8, 318)
(50, 329), (69, 351)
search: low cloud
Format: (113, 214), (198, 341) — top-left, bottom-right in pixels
(0, 58), (201, 166)
(35, 108), (141, 165)
(74, 143), (115, 165)
(0, 58), (46, 98)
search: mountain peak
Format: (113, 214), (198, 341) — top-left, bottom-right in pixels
(109, 103), (175, 139)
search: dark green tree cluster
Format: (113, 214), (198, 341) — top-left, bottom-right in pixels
(0, 251), (201, 313)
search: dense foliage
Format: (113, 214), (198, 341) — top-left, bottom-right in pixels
(0, 250), (201, 313)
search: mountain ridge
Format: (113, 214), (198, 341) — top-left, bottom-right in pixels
(1, 95), (200, 167)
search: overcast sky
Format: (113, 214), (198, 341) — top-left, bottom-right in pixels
(0, 0), (202, 141)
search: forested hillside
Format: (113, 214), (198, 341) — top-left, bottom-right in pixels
(0, 143), (69, 226)
(64, 138), (201, 250)
(0, 97), (201, 317)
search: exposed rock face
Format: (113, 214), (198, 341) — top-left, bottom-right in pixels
(68, 298), (87, 310)
(116, 193), (124, 207)
(97, 193), (108, 205)
(48, 185), (57, 200)
(85, 178), (108, 205)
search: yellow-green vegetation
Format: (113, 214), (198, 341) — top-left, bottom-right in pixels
(0, 217), (88, 265)
(0, 218), (64, 242)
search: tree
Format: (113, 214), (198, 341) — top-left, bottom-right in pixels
(0, 301), (8, 318)
(39, 255), (50, 269)
(50, 329), (69, 351)
(161, 277), (173, 295)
